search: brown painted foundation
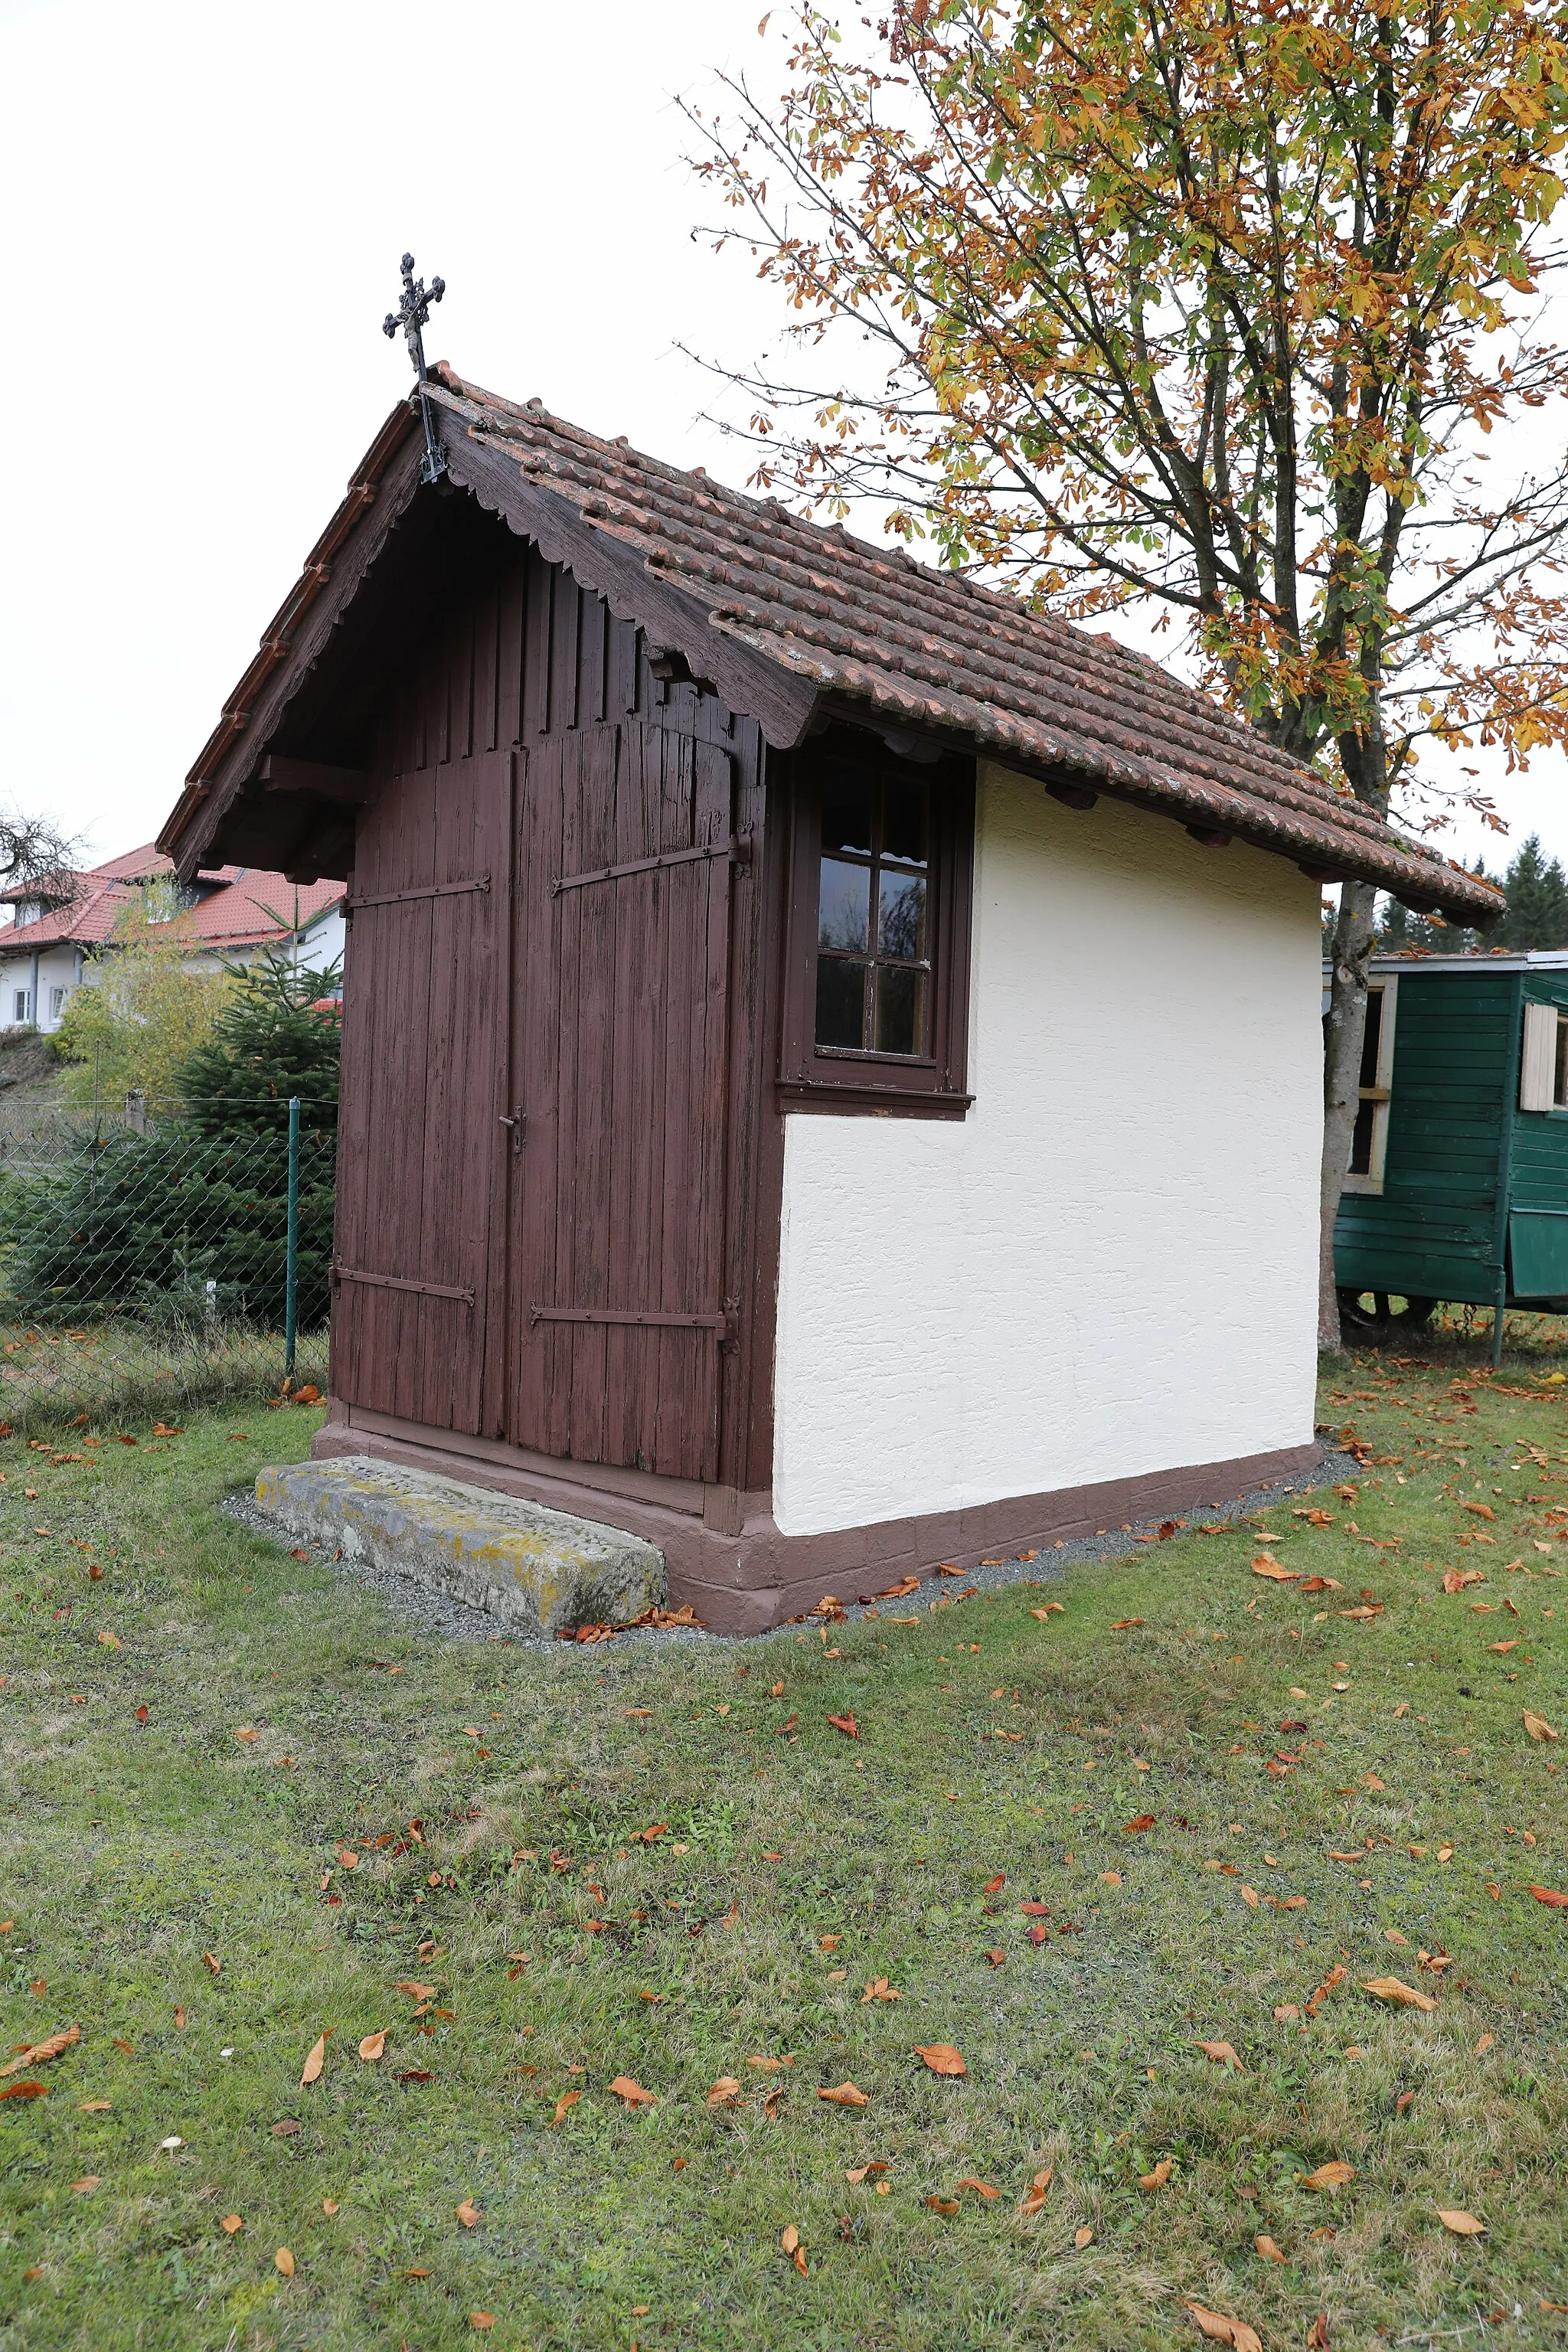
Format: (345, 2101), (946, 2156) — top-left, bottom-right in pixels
(310, 1401), (1320, 1635)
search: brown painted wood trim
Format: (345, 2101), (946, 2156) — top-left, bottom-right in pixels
(340, 1401), (710, 1514)
(776, 1080), (974, 1119)
(311, 1412), (1321, 1635)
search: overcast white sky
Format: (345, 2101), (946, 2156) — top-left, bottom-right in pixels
(2, 0), (1565, 881)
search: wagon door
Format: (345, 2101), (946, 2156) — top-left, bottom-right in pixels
(508, 720), (737, 1482)
(332, 748), (512, 1436)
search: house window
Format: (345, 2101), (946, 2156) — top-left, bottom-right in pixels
(779, 739), (975, 1116)
(49, 985), (67, 1020)
(1343, 977), (1396, 1192)
(12, 989), (28, 1024)
(1519, 999), (1568, 1112)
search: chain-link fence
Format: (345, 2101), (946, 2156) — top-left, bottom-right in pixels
(0, 1099), (333, 1367)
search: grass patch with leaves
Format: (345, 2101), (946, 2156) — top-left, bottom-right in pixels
(0, 1321), (328, 1442)
(1, 1357), (1565, 2349)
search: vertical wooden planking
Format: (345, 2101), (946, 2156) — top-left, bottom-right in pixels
(523, 549), (552, 740)
(551, 571), (582, 743)
(578, 589), (607, 732)
(564, 722), (619, 1462)
(607, 612), (637, 719)
(333, 538), (760, 1492)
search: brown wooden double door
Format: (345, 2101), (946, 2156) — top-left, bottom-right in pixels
(333, 720), (737, 1484)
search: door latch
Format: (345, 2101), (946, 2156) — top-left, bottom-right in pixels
(498, 1108), (527, 1155)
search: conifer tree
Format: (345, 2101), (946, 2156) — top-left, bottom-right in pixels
(177, 951), (341, 1135)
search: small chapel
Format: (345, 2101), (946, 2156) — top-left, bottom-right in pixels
(159, 341), (1497, 1630)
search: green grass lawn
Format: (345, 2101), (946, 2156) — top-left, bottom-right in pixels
(1, 1359), (1565, 2350)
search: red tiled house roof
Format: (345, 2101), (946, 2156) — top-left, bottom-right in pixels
(159, 374), (1502, 923)
(2, 848), (342, 953)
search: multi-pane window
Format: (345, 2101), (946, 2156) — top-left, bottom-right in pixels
(781, 741), (975, 1118)
(814, 769), (932, 1057)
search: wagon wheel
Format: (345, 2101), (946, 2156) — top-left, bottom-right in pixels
(1336, 1288), (1436, 1334)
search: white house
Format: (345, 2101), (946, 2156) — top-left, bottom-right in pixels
(0, 844), (345, 1034)
(155, 370), (1502, 1628)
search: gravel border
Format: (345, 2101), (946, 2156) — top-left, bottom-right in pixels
(223, 1433), (1363, 1654)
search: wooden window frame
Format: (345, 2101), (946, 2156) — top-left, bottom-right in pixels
(1342, 975), (1397, 1194)
(777, 741), (975, 1118)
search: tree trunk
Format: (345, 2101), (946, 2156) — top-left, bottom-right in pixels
(1319, 877), (1380, 1348)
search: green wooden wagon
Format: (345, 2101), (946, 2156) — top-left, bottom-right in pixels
(1332, 952), (1568, 1358)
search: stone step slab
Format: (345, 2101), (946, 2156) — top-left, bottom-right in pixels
(253, 1455), (666, 1636)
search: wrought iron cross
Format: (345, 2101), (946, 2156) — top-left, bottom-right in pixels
(383, 252), (447, 485)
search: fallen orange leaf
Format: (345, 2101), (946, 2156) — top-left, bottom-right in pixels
(1363, 1977), (1438, 2014)
(1300, 2161), (1355, 2192)
(456, 2198), (481, 2228)
(275, 2247), (295, 2278)
(816, 2081), (867, 2107)
(0, 2025), (80, 2078)
(1073, 2224), (1093, 2247)
(954, 2176), (999, 2199)
(861, 1976), (901, 2002)
(1139, 2159), (1172, 2190)
(706, 2077), (740, 2109)
(609, 2074), (656, 2106)
(1524, 1711), (1558, 1743)
(1194, 2040), (1244, 2071)
(221, 2214), (243, 2235)
(550, 2090), (580, 2125)
(1255, 2234), (1285, 2262)
(1183, 2300), (1263, 2352)
(1437, 2208), (1485, 2236)
(913, 2043), (967, 2076)
(300, 2031), (331, 2086)
(358, 2030), (387, 2062)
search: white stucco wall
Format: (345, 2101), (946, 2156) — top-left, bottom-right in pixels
(771, 760), (1325, 1536)
(0, 941), (82, 1032)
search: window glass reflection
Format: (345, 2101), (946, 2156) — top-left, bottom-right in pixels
(818, 858), (870, 952)
(815, 957), (866, 1050)
(878, 870), (926, 959)
(874, 965), (924, 1055)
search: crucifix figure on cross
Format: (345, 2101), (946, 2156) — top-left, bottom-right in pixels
(383, 251), (448, 485)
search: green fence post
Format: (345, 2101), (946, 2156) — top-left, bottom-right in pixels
(285, 1096), (301, 1385)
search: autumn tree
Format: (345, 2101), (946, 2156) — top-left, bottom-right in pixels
(688, 0), (1568, 1341)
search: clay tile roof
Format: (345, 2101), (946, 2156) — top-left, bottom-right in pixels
(1, 858), (343, 955)
(418, 367), (1500, 923)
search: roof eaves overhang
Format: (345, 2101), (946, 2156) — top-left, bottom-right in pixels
(436, 413), (820, 751)
(158, 401), (428, 880)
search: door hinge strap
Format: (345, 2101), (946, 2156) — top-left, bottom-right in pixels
(347, 875), (491, 912)
(530, 1304), (730, 1332)
(334, 1265), (475, 1306)
(550, 835), (750, 896)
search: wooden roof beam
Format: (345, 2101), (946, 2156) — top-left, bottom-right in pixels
(260, 755), (368, 804)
